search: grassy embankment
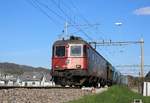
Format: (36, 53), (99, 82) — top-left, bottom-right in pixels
(69, 85), (150, 103)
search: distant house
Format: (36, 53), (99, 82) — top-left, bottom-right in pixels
(0, 71), (55, 87)
(20, 72), (54, 87)
(0, 78), (5, 86)
(14, 77), (22, 86)
(40, 74), (55, 86)
(20, 74), (42, 86)
(7, 80), (14, 86)
(0, 77), (18, 86)
(21, 79), (41, 87)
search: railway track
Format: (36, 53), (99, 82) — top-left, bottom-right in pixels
(0, 86), (81, 89)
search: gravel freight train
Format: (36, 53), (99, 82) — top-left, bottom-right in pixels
(51, 36), (120, 87)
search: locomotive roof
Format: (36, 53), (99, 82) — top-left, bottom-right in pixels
(53, 38), (87, 45)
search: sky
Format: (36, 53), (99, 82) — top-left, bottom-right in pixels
(0, 0), (150, 75)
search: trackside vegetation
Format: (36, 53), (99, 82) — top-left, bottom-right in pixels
(68, 85), (150, 103)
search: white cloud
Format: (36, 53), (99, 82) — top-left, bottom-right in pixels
(134, 7), (150, 15)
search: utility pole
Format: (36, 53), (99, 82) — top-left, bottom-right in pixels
(58, 22), (69, 40)
(65, 21), (68, 36)
(140, 38), (144, 80)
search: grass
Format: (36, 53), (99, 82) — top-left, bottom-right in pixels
(68, 85), (150, 103)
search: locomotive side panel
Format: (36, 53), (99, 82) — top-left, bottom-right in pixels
(87, 46), (107, 79)
(107, 63), (113, 81)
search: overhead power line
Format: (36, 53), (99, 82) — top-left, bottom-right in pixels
(68, 0), (105, 40)
(69, 0), (90, 25)
(25, 0), (94, 40)
(34, 0), (66, 21)
(115, 64), (150, 68)
(25, 0), (61, 25)
(50, 0), (72, 22)
(49, 0), (94, 40)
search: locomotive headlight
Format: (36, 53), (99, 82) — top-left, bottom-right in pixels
(76, 65), (81, 68)
(55, 66), (59, 68)
(66, 59), (70, 64)
(66, 45), (69, 48)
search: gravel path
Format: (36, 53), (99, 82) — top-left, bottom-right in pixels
(0, 88), (90, 103)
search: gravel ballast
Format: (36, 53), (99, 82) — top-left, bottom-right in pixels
(0, 88), (91, 103)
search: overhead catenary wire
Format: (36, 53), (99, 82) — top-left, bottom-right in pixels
(49, 0), (77, 23)
(50, 0), (72, 23)
(25, 0), (61, 26)
(68, 0), (104, 39)
(49, 0), (94, 41)
(53, 0), (91, 26)
(34, 0), (66, 21)
(69, 0), (91, 25)
(55, 0), (101, 40)
(35, 0), (93, 40)
(26, 0), (95, 40)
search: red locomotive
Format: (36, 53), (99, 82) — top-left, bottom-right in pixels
(51, 36), (113, 87)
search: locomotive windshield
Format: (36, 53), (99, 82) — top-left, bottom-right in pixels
(55, 46), (65, 57)
(70, 45), (81, 56)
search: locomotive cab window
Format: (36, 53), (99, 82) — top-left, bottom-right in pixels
(55, 46), (65, 57)
(70, 45), (82, 56)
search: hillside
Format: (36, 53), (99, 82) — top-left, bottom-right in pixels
(0, 62), (50, 75)
(69, 85), (150, 103)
